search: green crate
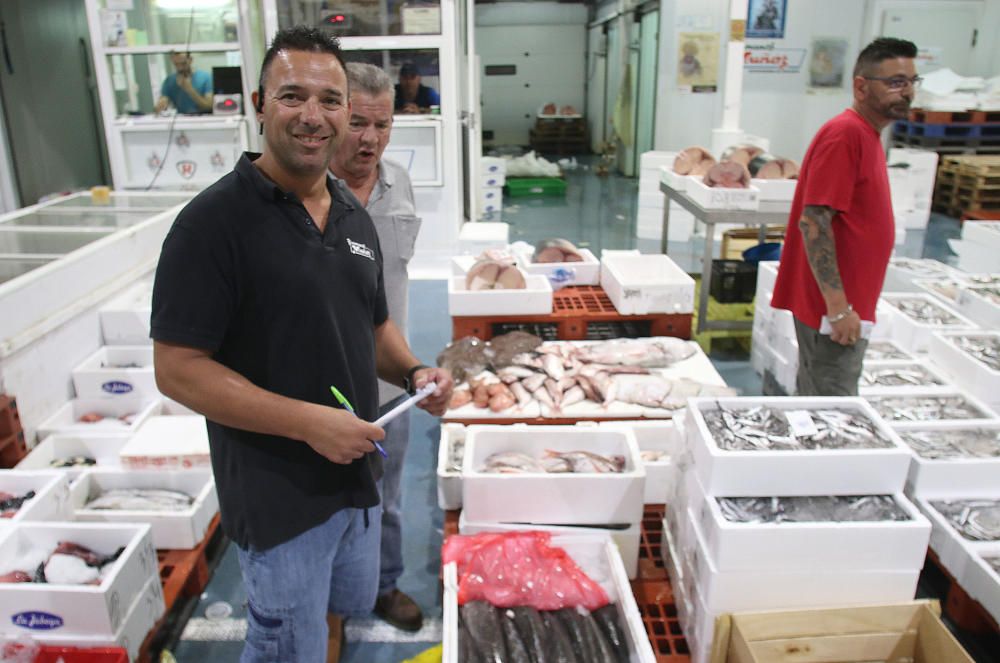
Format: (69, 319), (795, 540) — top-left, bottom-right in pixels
(505, 177), (567, 197)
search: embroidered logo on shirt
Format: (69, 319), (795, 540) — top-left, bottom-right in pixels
(347, 238), (375, 261)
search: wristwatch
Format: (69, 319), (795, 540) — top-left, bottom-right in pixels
(403, 364), (430, 395)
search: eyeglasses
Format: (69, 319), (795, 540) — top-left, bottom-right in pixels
(864, 75), (923, 90)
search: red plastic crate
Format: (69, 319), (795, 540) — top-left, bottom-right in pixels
(34, 646), (128, 663)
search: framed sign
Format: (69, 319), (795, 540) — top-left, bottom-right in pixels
(747, 0), (787, 39)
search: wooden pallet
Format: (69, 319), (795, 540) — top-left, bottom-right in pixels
(452, 285), (692, 342)
(910, 108), (1000, 124)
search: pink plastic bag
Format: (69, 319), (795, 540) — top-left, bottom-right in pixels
(441, 531), (610, 611)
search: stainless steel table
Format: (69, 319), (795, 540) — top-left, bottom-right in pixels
(659, 180), (792, 333)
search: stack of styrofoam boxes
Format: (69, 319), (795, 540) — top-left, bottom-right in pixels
(479, 157), (506, 221)
(929, 331), (1000, 414)
(951, 220), (1000, 274)
(457, 425), (646, 579)
(954, 280), (1000, 329)
(887, 148), (939, 243)
(636, 151), (695, 243)
(749, 261), (797, 394)
(664, 397), (929, 663)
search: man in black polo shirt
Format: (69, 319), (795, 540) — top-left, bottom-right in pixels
(150, 26), (452, 663)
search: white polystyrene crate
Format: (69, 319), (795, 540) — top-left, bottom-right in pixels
(755, 261), (779, 300)
(929, 332), (1000, 410)
(640, 151), (677, 171)
(963, 220), (1000, 250)
(481, 172), (506, 188)
(883, 258), (960, 293)
(638, 192), (664, 210)
(600, 252), (695, 315)
(913, 277), (965, 306)
(750, 178), (797, 202)
(898, 422), (1000, 497)
(639, 169), (664, 193)
(69, 469), (217, 549)
(458, 511), (641, 580)
(0, 522), (157, 636)
(684, 397), (912, 497)
(866, 389), (1000, 428)
(678, 507), (921, 618)
(661, 167), (691, 192)
(457, 221), (509, 256)
(750, 334), (768, 376)
(71, 346), (156, 399)
(600, 419), (679, 504)
(15, 434), (126, 477)
(479, 186), (502, 205)
(960, 541), (1000, 625)
(684, 178), (760, 211)
(687, 472), (930, 573)
(462, 426), (644, 525)
(950, 238), (998, 274)
(512, 245), (600, 287)
(99, 279), (153, 346)
(864, 339), (917, 364)
(118, 415), (209, 471)
(480, 156), (506, 175)
(912, 494), (1000, 584)
(35, 397), (161, 441)
(858, 360), (953, 395)
(879, 293), (978, 354)
(442, 534), (656, 663)
(447, 273), (552, 316)
(0, 471), (70, 524)
(436, 423), (465, 510)
(955, 285), (1000, 329)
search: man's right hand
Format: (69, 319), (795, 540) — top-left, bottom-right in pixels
(829, 307), (862, 346)
(299, 403), (386, 464)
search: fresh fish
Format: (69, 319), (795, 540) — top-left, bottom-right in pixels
(544, 378), (563, 408)
(482, 452), (547, 474)
(509, 381), (533, 409)
(592, 605), (629, 663)
(490, 331), (544, 368)
(531, 382), (557, 411)
(49, 455), (97, 469)
(641, 450), (667, 462)
(704, 404), (894, 451)
(0, 490), (35, 518)
(561, 386), (586, 409)
(447, 437), (465, 473)
(461, 601), (509, 663)
(521, 372), (547, 393)
(557, 608), (597, 661)
(0, 571), (32, 583)
(580, 607), (617, 663)
(862, 342), (911, 363)
(542, 354), (565, 380)
(501, 609), (533, 663)
(898, 428), (1000, 460)
(717, 495), (911, 524)
(436, 336), (491, 383)
(498, 366), (538, 382)
(886, 296), (965, 326)
(866, 395), (989, 422)
(544, 450), (626, 473)
(952, 334), (1000, 372)
(542, 610), (580, 663)
(85, 488), (194, 512)
(968, 284), (1000, 305)
(450, 388), (472, 409)
(574, 338), (696, 368)
(860, 365), (945, 387)
(889, 257), (955, 279)
(510, 606), (550, 663)
(931, 499), (1000, 541)
(533, 238), (585, 263)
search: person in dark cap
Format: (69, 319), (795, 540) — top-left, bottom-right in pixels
(394, 63), (439, 114)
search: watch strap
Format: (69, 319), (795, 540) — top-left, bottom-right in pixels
(404, 364), (430, 394)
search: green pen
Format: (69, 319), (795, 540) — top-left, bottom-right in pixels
(329, 385), (388, 458)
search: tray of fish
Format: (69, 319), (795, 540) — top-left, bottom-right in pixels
(865, 390), (999, 427)
(15, 433), (127, 478)
(879, 293), (978, 354)
(509, 239), (601, 287)
(863, 339), (916, 364)
(69, 469), (218, 549)
(682, 468), (929, 572)
(963, 546), (1000, 626)
(35, 396), (161, 441)
(600, 419), (679, 504)
(437, 423), (467, 510)
(442, 534), (656, 663)
(898, 423), (1000, 496)
(914, 495), (1000, 585)
(684, 397), (912, 496)
(0, 522), (157, 636)
(883, 258), (960, 293)
(956, 283), (1000, 328)
(0, 471), (70, 525)
(462, 425), (644, 525)
(858, 361), (952, 394)
(448, 272), (553, 317)
(118, 415), (211, 471)
(929, 332), (1000, 410)
(71, 345), (156, 399)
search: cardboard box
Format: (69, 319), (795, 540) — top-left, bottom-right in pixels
(601, 252), (695, 315)
(69, 469), (217, 549)
(447, 273), (552, 316)
(35, 397), (160, 441)
(709, 600), (973, 663)
(99, 280), (153, 346)
(684, 397), (912, 497)
(15, 434), (126, 477)
(898, 422), (1000, 497)
(118, 415), (209, 471)
(461, 425), (644, 525)
(0, 522), (157, 636)
(72, 346), (156, 399)
(879, 293), (978, 354)
(0, 471), (70, 523)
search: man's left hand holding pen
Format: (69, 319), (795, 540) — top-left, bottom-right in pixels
(409, 366), (455, 417)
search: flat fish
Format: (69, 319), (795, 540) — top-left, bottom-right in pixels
(593, 605), (629, 663)
(461, 601), (509, 663)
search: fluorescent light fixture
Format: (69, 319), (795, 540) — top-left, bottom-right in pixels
(153, 0), (232, 9)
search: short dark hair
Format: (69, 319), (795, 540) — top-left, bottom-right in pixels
(258, 26), (345, 91)
(853, 37), (918, 77)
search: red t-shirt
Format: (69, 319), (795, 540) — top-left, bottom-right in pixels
(772, 109), (895, 330)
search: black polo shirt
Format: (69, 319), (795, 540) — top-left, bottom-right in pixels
(151, 152), (388, 551)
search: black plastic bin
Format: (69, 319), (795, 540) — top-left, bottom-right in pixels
(709, 260), (758, 303)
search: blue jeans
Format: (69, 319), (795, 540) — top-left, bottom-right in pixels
(377, 398), (411, 596)
(236, 504), (382, 663)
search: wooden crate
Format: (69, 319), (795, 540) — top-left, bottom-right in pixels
(719, 226), (784, 261)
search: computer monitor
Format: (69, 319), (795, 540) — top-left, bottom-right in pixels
(212, 66), (242, 95)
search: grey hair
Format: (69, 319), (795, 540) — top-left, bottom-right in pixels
(345, 62), (395, 103)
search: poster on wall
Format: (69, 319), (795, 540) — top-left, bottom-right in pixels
(746, 0), (787, 39)
(744, 43), (806, 73)
(809, 38), (849, 89)
(677, 32), (719, 93)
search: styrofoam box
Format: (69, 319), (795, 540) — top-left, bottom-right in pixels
(684, 178), (760, 211)
(118, 415), (209, 471)
(858, 360), (953, 395)
(99, 280), (154, 346)
(458, 511), (641, 580)
(601, 252), (695, 315)
(929, 331), (1000, 409)
(639, 151), (677, 171)
(478, 186), (502, 205)
(637, 205), (696, 243)
(960, 541), (1000, 625)
(0, 471), (70, 524)
(35, 397), (161, 441)
(863, 339), (917, 364)
(15, 434), (126, 477)
(71, 346), (156, 399)
(457, 221), (509, 255)
(639, 168), (664, 194)
(912, 494), (1000, 584)
(638, 191), (664, 209)
(481, 200), (503, 215)
(883, 258), (960, 293)
(879, 293), (978, 354)
(750, 178), (796, 202)
(461, 426), (644, 524)
(514, 246), (601, 287)
(684, 397), (912, 497)
(754, 261), (779, 299)
(661, 168), (691, 192)
(955, 285), (1000, 329)
(866, 389), (1000, 428)
(600, 420), (679, 504)
(963, 220), (1000, 250)
(481, 172), (506, 188)
(442, 534), (656, 663)
(899, 421), (1000, 496)
(687, 471), (930, 572)
(950, 238), (998, 274)
(69, 469), (217, 550)
(29, 573), (164, 663)
(436, 423), (466, 510)
(480, 156), (506, 175)
(447, 273), (552, 316)
(679, 506), (921, 618)
(0, 522), (157, 636)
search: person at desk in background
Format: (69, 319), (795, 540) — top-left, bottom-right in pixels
(771, 37), (919, 396)
(394, 62), (439, 114)
(155, 51), (212, 114)
(329, 62), (425, 633)
(150, 26), (453, 663)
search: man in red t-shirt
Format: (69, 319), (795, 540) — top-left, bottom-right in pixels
(771, 37), (918, 395)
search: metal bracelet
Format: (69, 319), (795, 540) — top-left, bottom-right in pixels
(828, 304), (853, 324)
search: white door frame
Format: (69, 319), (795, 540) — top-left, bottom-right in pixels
(0, 100), (19, 212)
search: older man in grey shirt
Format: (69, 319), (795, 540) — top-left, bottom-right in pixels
(329, 62), (426, 633)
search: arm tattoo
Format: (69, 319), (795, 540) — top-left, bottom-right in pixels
(798, 205), (844, 296)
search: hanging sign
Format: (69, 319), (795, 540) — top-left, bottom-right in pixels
(744, 43), (806, 73)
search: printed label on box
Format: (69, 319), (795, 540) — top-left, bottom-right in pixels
(12, 611), (63, 630)
(785, 410), (819, 437)
(102, 381), (134, 395)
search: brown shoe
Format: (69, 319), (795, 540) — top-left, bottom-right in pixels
(326, 613), (344, 663)
(373, 589), (423, 632)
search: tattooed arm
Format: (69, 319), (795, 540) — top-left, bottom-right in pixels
(799, 204), (861, 345)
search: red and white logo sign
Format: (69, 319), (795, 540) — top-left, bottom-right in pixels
(176, 160), (197, 179)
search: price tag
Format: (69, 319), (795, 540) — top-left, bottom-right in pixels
(785, 410), (819, 437)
